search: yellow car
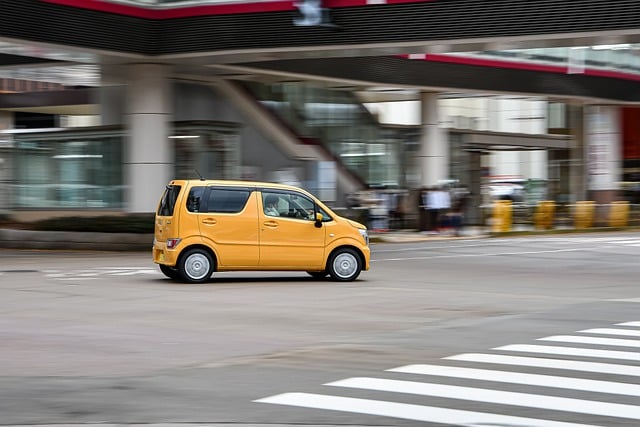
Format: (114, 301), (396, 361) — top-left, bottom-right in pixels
(153, 180), (370, 283)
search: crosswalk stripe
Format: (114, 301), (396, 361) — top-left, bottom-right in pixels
(327, 377), (640, 420)
(495, 344), (640, 361)
(617, 321), (640, 327)
(255, 392), (603, 427)
(579, 328), (640, 337)
(387, 364), (640, 396)
(539, 335), (640, 348)
(447, 353), (640, 376)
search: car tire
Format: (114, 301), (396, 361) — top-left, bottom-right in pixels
(178, 248), (214, 283)
(327, 248), (362, 282)
(159, 264), (179, 280)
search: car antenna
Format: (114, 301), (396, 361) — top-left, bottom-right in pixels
(195, 169), (206, 181)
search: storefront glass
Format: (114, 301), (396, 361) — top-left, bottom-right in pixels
(13, 132), (123, 209)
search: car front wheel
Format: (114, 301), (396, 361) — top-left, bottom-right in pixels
(328, 248), (362, 282)
(178, 248), (214, 283)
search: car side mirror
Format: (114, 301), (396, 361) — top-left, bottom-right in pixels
(314, 212), (323, 228)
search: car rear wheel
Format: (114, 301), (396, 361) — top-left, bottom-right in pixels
(328, 248), (361, 282)
(159, 264), (179, 280)
(178, 248), (214, 283)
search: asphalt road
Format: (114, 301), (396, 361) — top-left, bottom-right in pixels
(1, 232), (639, 427)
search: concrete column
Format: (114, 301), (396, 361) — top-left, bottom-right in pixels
(0, 111), (12, 130)
(97, 64), (127, 126)
(418, 92), (448, 186)
(584, 105), (621, 205)
(124, 64), (172, 213)
(568, 103), (586, 202)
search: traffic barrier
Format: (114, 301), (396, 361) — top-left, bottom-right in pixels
(574, 201), (595, 229)
(491, 200), (512, 232)
(534, 200), (555, 230)
(609, 201), (630, 227)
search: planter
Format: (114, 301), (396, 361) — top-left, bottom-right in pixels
(0, 228), (153, 251)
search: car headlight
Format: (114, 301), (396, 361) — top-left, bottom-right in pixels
(358, 229), (369, 246)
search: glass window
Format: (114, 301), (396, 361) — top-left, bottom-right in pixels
(158, 185), (181, 216)
(206, 188), (250, 213)
(262, 190), (330, 221)
(263, 193), (283, 217)
(13, 134), (123, 209)
(186, 186), (204, 212)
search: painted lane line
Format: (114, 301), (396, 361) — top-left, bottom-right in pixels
(578, 328), (640, 337)
(387, 364), (640, 396)
(446, 353), (640, 377)
(326, 377), (640, 420)
(617, 321), (640, 327)
(375, 247), (587, 262)
(495, 344), (640, 361)
(609, 297), (640, 302)
(255, 392), (603, 427)
(539, 335), (640, 348)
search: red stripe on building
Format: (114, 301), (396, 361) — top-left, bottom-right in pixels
(399, 54), (640, 82)
(41, 0), (435, 18)
(421, 53), (568, 74)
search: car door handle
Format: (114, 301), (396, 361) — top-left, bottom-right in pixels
(263, 220), (278, 228)
(202, 218), (217, 225)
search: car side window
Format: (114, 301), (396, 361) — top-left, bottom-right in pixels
(262, 193), (282, 217)
(186, 186), (205, 212)
(205, 188), (250, 213)
(262, 190), (325, 221)
(317, 205), (332, 222)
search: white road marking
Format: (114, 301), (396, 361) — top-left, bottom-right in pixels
(255, 392), (602, 427)
(618, 321), (640, 327)
(375, 247), (587, 262)
(447, 353), (640, 376)
(327, 377), (640, 420)
(45, 267), (160, 279)
(387, 364), (640, 396)
(539, 335), (640, 348)
(111, 270), (158, 276)
(578, 328), (640, 337)
(495, 344), (640, 361)
(609, 297), (640, 302)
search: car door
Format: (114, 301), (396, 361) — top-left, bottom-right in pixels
(197, 186), (260, 268)
(259, 190), (326, 269)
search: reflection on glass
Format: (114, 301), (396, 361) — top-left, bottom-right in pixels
(13, 133), (123, 209)
(242, 80), (404, 188)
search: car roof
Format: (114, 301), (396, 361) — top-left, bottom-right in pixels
(168, 179), (312, 195)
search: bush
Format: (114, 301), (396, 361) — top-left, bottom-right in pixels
(29, 214), (155, 234)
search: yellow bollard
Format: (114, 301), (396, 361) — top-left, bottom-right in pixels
(491, 200), (512, 232)
(574, 201), (595, 229)
(609, 201), (630, 227)
(534, 200), (556, 230)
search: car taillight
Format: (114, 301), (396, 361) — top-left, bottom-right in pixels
(166, 238), (181, 249)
